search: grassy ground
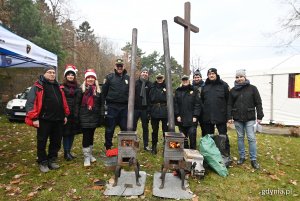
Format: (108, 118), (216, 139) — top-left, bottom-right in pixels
(0, 115), (299, 201)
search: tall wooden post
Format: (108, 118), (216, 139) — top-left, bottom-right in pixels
(127, 28), (137, 131)
(162, 20), (175, 132)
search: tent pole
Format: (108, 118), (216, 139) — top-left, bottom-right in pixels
(270, 74), (274, 124)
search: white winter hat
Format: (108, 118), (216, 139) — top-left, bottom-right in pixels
(85, 69), (97, 79)
(236, 69), (246, 77)
(64, 64), (78, 77)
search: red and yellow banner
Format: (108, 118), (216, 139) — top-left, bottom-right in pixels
(295, 74), (300, 92)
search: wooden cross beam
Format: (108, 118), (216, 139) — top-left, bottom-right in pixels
(174, 2), (199, 75)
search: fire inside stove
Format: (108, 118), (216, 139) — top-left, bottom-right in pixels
(169, 141), (181, 149)
(121, 140), (134, 147)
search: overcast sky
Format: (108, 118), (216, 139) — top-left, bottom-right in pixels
(71, 0), (300, 75)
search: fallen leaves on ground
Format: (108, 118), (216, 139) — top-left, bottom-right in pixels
(289, 180), (297, 185)
(268, 174), (280, 181)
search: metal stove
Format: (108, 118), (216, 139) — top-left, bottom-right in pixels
(160, 132), (186, 190)
(113, 131), (141, 187)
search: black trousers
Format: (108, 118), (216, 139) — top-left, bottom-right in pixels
(37, 119), (63, 163)
(82, 128), (96, 148)
(104, 105), (128, 149)
(151, 118), (168, 145)
(134, 109), (149, 148)
(202, 122), (230, 154)
(179, 125), (197, 149)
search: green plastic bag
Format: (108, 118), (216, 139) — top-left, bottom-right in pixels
(199, 135), (228, 177)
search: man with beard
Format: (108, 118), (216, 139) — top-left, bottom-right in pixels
(133, 67), (152, 151)
(192, 69), (205, 134)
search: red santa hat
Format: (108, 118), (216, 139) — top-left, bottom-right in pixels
(84, 69), (97, 79)
(64, 64), (78, 77)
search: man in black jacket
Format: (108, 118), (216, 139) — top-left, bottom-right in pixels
(227, 69), (264, 169)
(102, 59), (129, 150)
(149, 74), (168, 154)
(175, 75), (202, 149)
(201, 68), (231, 156)
(192, 69), (205, 134)
(26, 66), (69, 173)
(134, 67), (152, 151)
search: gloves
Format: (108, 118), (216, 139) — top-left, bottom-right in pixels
(106, 148), (118, 157)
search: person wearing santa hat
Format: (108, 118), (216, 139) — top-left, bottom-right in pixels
(75, 69), (102, 167)
(61, 64), (80, 161)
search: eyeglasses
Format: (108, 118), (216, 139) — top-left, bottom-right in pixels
(46, 71), (56, 74)
(236, 76), (244, 79)
(116, 64), (124, 68)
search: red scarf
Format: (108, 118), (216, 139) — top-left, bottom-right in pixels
(81, 85), (96, 110)
(66, 81), (77, 96)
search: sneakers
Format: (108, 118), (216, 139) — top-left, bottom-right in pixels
(48, 161), (60, 170)
(251, 160), (260, 169)
(237, 158), (246, 165)
(39, 162), (50, 173)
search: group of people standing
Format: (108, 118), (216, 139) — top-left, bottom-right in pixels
(25, 58), (264, 173)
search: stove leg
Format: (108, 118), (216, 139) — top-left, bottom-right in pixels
(180, 168), (186, 190)
(136, 160), (141, 177)
(159, 167), (166, 189)
(159, 165), (164, 179)
(134, 159), (141, 186)
(113, 165), (121, 187)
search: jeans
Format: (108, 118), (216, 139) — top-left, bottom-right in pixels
(134, 109), (149, 148)
(234, 120), (257, 161)
(63, 135), (74, 151)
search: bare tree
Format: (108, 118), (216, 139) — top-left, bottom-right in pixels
(280, 0), (300, 45)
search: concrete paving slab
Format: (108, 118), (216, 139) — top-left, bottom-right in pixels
(153, 172), (193, 200)
(104, 170), (146, 196)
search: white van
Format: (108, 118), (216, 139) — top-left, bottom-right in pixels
(5, 87), (31, 121)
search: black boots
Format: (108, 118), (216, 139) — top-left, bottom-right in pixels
(151, 144), (157, 155)
(64, 150), (76, 161)
(251, 160), (260, 169)
(237, 158), (246, 165)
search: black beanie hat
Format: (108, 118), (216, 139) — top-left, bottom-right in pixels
(207, 68), (217, 75)
(193, 69), (202, 78)
(43, 66), (55, 74)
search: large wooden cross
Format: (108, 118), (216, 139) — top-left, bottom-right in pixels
(174, 2), (199, 75)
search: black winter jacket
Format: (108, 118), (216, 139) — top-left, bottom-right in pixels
(62, 83), (80, 118)
(134, 78), (152, 110)
(62, 83), (81, 136)
(39, 76), (65, 121)
(227, 82), (264, 122)
(75, 86), (102, 128)
(174, 84), (202, 127)
(149, 81), (168, 119)
(102, 69), (129, 106)
(201, 76), (229, 124)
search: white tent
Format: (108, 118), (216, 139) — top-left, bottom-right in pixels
(222, 55), (300, 126)
(0, 25), (57, 68)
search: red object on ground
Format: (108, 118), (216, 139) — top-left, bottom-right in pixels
(106, 148), (118, 157)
